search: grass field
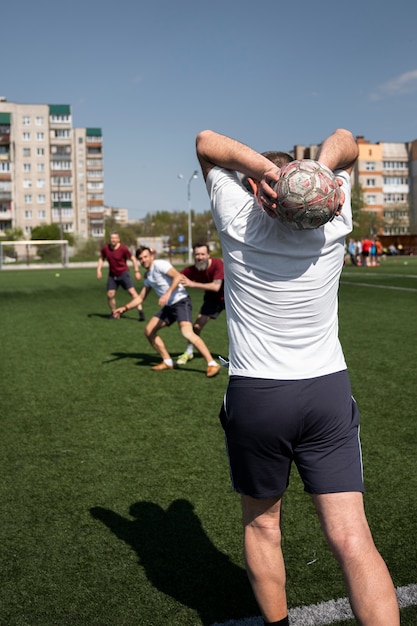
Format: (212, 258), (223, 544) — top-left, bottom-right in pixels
(1, 257), (416, 626)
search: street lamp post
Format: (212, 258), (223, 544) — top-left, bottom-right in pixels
(178, 170), (198, 264)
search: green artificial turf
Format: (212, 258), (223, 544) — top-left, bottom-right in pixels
(0, 258), (416, 625)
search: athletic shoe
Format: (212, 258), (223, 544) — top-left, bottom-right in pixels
(176, 352), (194, 365)
(206, 364), (221, 378)
(138, 310), (145, 322)
(151, 362), (174, 371)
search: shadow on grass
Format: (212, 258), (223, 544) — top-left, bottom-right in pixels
(103, 351), (158, 366)
(104, 352), (221, 376)
(90, 499), (259, 625)
(87, 312), (143, 321)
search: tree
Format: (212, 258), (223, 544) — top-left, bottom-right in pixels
(31, 223), (74, 262)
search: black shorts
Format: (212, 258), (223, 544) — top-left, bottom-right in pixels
(107, 271), (134, 291)
(155, 296), (193, 326)
(200, 299), (225, 319)
(219, 370), (364, 498)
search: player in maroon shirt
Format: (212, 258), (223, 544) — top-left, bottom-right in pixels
(96, 231), (145, 320)
(177, 242), (225, 365)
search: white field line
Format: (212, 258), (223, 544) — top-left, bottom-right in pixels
(341, 280), (417, 292)
(210, 583), (417, 626)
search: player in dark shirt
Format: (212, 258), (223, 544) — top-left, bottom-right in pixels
(96, 231), (145, 320)
(177, 242), (224, 365)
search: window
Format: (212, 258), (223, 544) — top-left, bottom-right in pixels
(23, 163), (31, 172)
(24, 210), (32, 218)
(365, 162), (375, 171)
(37, 196), (46, 204)
(24, 195), (33, 203)
(366, 195), (377, 205)
(22, 132), (30, 141)
(52, 208), (73, 218)
(78, 137), (83, 144)
(384, 193), (407, 203)
(0, 162), (11, 172)
(87, 182), (103, 190)
(23, 148), (31, 157)
(55, 129), (70, 138)
(87, 170), (103, 178)
(52, 191), (72, 201)
(24, 226), (32, 235)
(366, 178), (376, 187)
(36, 132), (44, 141)
(23, 179), (32, 188)
(383, 176), (408, 185)
(37, 163), (45, 172)
(37, 148), (45, 156)
(63, 222), (73, 232)
(37, 179), (45, 188)
(383, 161), (408, 170)
(52, 176), (72, 185)
(22, 116), (31, 125)
(38, 210), (46, 218)
(50, 114), (71, 123)
(35, 117), (44, 126)
(51, 160), (72, 170)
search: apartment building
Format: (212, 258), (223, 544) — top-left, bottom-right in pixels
(0, 98), (104, 239)
(294, 135), (417, 236)
(354, 136), (412, 236)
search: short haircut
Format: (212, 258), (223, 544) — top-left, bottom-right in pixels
(193, 242), (209, 253)
(241, 151), (293, 192)
(135, 245), (153, 259)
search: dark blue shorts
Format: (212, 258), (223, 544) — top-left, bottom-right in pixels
(107, 271), (134, 291)
(200, 299), (225, 319)
(219, 370), (364, 498)
(155, 296), (193, 326)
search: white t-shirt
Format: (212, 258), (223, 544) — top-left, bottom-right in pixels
(144, 259), (187, 305)
(207, 166), (352, 380)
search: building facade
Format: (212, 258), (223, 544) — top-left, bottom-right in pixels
(354, 136), (411, 236)
(0, 98), (104, 239)
(293, 135), (417, 237)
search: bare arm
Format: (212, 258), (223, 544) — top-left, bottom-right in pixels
(113, 285), (150, 318)
(316, 129), (358, 174)
(129, 254), (142, 280)
(157, 267), (183, 307)
(180, 276), (222, 292)
(96, 256), (104, 279)
(196, 130), (280, 185)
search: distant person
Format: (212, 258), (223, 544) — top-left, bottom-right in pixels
(113, 246), (221, 378)
(96, 231), (145, 321)
(176, 242), (225, 365)
(347, 237), (358, 265)
(361, 237), (372, 267)
(196, 127), (399, 626)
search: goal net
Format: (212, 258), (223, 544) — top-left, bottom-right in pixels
(0, 240), (69, 269)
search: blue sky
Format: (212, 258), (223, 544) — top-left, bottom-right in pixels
(3, 0), (417, 220)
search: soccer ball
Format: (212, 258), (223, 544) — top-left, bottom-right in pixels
(273, 159), (341, 229)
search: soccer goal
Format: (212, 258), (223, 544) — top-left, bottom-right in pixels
(0, 240), (69, 269)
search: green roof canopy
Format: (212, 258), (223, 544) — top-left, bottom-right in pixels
(0, 112), (11, 124)
(86, 128), (102, 136)
(49, 105), (71, 115)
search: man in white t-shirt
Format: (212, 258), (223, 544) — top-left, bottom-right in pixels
(196, 129), (399, 626)
(114, 246), (220, 378)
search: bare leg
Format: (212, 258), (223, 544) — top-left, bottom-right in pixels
(184, 313), (210, 355)
(242, 495), (288, 623)
(179, 321), (215, 364)
(127, 286), (144, 316)
(107, 289), (116, 313)
(144, 317), (170, 360)
(312, 492), (399, 626)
